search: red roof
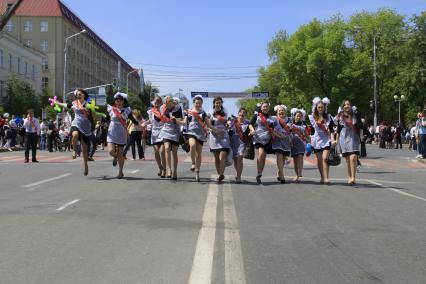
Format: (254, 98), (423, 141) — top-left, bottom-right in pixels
(0, 0), (62, 16)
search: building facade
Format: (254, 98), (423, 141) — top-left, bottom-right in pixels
(0, 0), (140, 101)
(0, 31), (43, 102)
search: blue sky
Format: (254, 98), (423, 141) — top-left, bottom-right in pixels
(62, 0), (425, 114)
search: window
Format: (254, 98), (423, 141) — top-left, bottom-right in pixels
(25, 62), (28, 77)
(17, 57), (20, 74)
(40, 39), (48, 52)
(5, 20), (13, 32)
(0, 50), (3, 68)
(42, 58), (48, 70)
(40, 21), (48, 32)
(32, 65), (35, 80)
(9, 54), (12, 72)
(24, 39), (32, 48)
(42, 77), (48, 89)
(24, 20), (32, 32)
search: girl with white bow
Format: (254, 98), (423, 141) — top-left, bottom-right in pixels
(335, 100), (361, 185)
(107, 92), (139, 179)
(271, 105), (292, 183)
(56, 89), (94, 176)
(290, 108), (309, 182)
(308, 97), (336, 184)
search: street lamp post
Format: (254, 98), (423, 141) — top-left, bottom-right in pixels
(126, 69), (139, 94)
(373, 34), (378, 130)
(394, 94), (405, 126)
(63, 29), (86, 104)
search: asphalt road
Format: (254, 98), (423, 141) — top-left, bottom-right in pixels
(0, 145), (425, 284)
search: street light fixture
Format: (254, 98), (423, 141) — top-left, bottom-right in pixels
(126, 69), (139, 94)
(63, 29), (87, 105)
(394, 94), (405, 126)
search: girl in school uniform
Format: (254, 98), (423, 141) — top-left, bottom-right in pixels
(107, 92), (138, 179)
(308, 97), (336, 184)
(229, 107), (251, 184)
(248, 102), (274, 184)
(56, 89), (94, 176)
(271, 105), (292, 183)
(146, 96), (166, 178)
(290, 108), (309, 182)
(335, 100), (361, 185)
(158, 96), (184, 180)
(208, 97), (231, 183)
(184, 95), (210, 182)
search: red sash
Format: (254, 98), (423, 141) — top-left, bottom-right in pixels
(187, 109), (206, 129)
(214, 114), (227, 125)
(151, 107), (171, 123)
(74, 99), (89, 118)
(258, 113), (272, 133)
(233, 119), (248, 142)
(278, 117), (291, 133)
(291, 124), (307, 141)
(315, 118), (328, 133)
(112, 107), (127, 129)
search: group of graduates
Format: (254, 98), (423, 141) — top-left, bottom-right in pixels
(56, 90), (362, 185)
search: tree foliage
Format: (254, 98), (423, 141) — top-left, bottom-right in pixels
(241, 9), (426, 126)
(3, 75), (41, 116)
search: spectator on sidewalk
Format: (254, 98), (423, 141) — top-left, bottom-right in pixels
(409, 124), (417, 151)
(416, 110), (426, 159)
(23, 109), (40, 163)
(39, 119), (48, 151)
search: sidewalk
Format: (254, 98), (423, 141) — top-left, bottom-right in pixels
(0, 146), (24, 153)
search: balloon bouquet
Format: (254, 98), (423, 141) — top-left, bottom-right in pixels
(48, 95), (106, 118)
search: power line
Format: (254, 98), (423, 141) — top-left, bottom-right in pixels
(129, 62), (261, 70)
(150, 76), (258, 83)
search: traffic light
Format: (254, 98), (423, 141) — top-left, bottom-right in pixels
(369, 100), (374, 110)
(112, 78), (117, 88)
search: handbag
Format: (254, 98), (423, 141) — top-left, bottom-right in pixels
(180, 134), (190, 152)
(243, 142), (255, 160)
(326, 145), (341, 166)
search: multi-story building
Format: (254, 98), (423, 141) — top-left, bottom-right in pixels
(0, 0), (141, 101)
(0, 31), (44, 102)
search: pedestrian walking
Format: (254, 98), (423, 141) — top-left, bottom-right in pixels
(229, 107), (250, 184)
(271, 105), (292, 184)
(146, 96), (166, 177)
(123, 109), (145, 160)
(290, 108), (309, 182)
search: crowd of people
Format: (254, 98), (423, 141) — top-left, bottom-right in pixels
(1, 92), (426, 184)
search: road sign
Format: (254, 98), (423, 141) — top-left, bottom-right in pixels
(191, 92), (209, 98)
(252, 92), (269, 98)
(191, 91), (269, 99)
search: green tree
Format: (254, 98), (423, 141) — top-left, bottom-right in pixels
(3, 75), (41, 116)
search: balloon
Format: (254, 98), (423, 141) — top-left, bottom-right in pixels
(48, 96), (62, 112)
(86, 98), (106, 118)
(305, 143), (313, 156)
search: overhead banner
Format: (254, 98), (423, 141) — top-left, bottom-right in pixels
(191, 91), (269, 99)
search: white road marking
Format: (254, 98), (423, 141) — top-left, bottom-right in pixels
(239, 175), (415, 185)
(22, 173), (72, 188)
(223, 183), (246, 284)
(188, 175), (219, 284)
(56, 199), (80, 211)
(128, 169), (140, 174)
(366, 180), (426, 202)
